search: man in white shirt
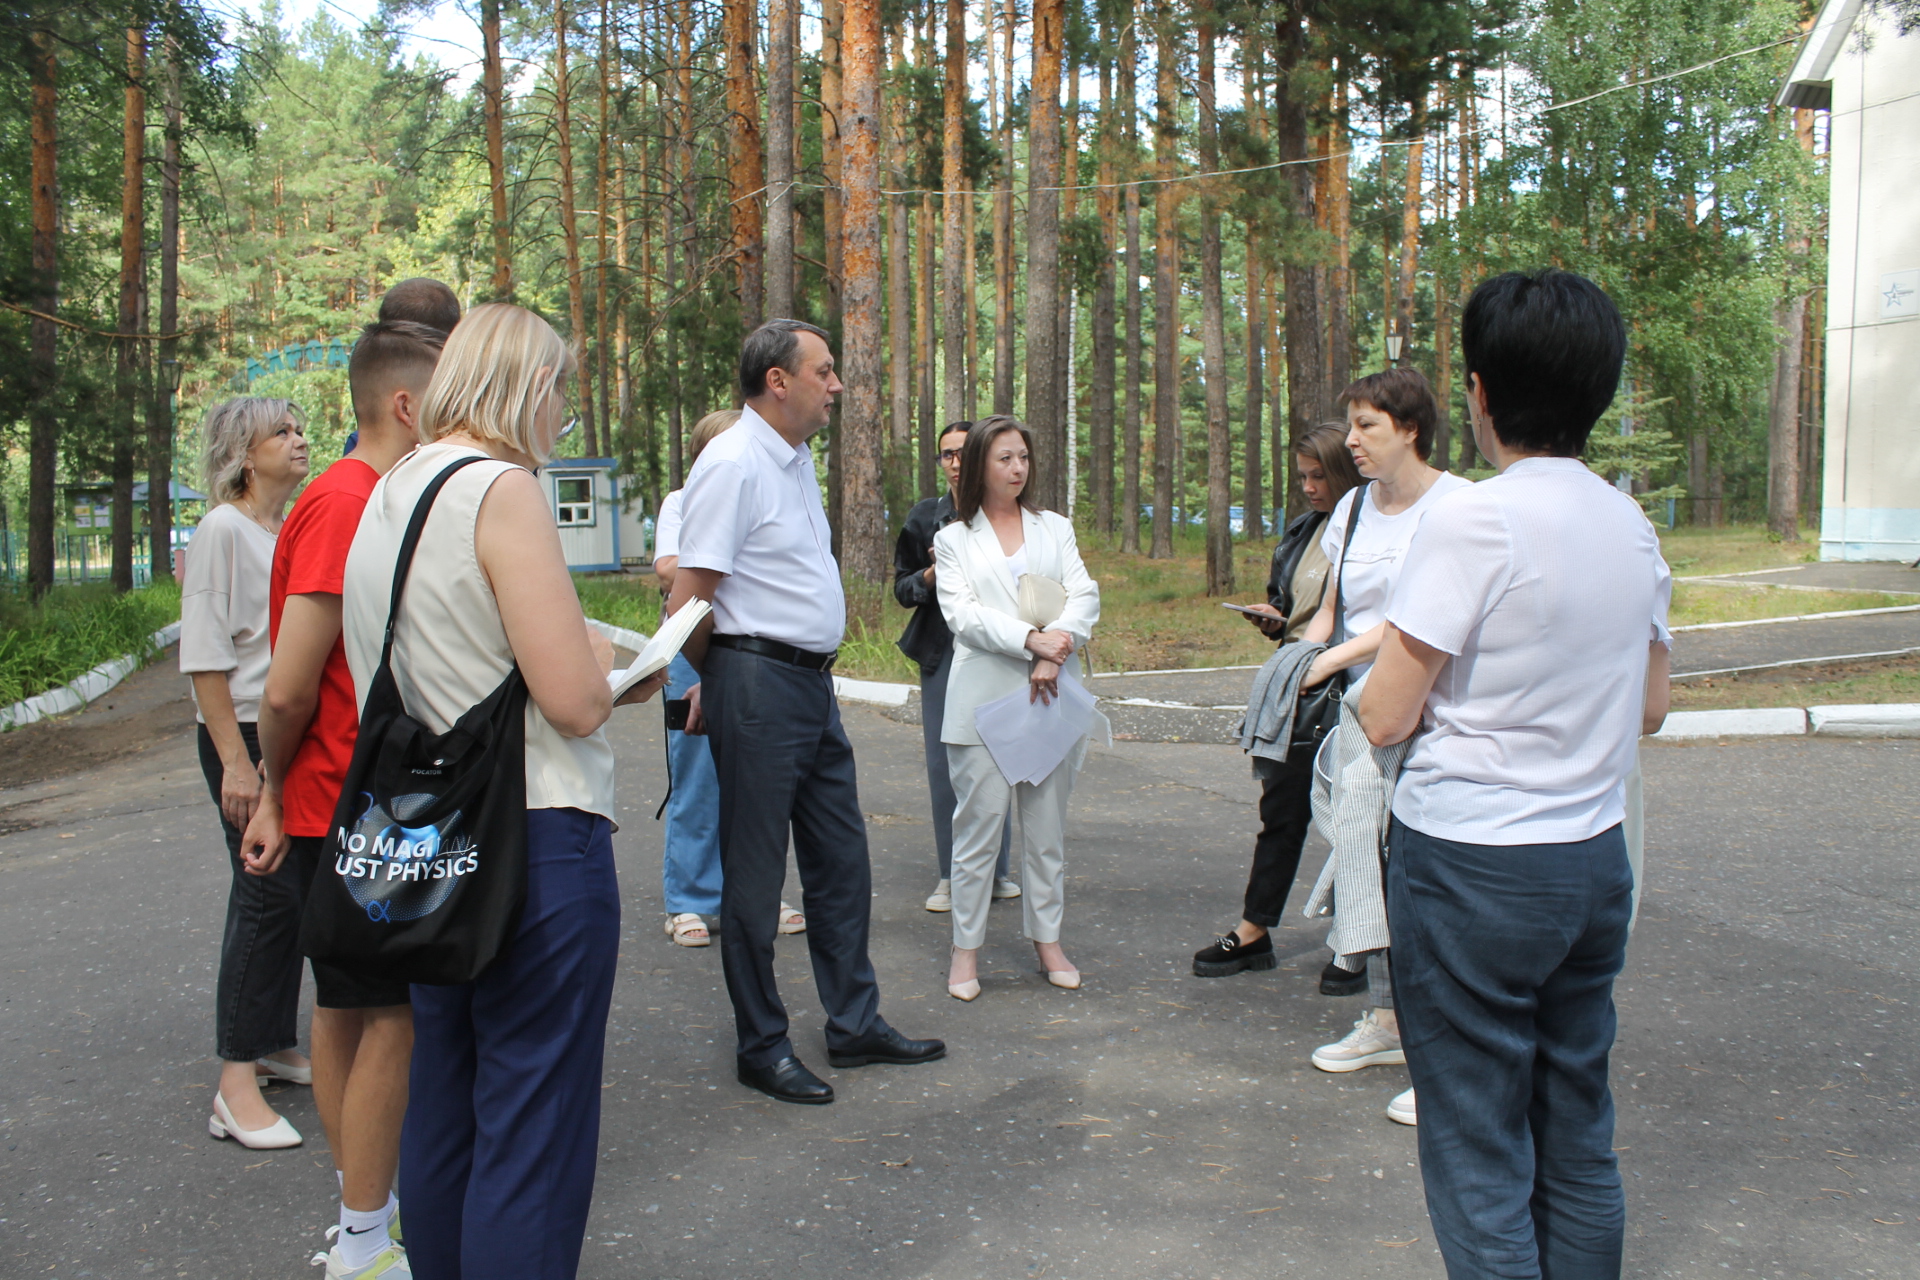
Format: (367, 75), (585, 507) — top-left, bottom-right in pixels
(667, 319), (945, 1104)
(1358, 270), (1671, 1280)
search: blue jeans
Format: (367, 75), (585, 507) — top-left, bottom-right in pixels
(1387, 818), (1633, 1280)
(663, 652), (723, 916)
(399, 808), (621, 1280)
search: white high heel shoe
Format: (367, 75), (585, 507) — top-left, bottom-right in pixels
(947, 978), (982, 1002)
(256, 1056), (312, 1085)
(209, 1092), (303, 1149)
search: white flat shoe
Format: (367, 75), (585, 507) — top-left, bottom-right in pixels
(925, 879), (953, 912)
(1386, 1087), (1418, 1127)
(947, 979), (981, 1002)
(1046, 969), (1082, 990)
(209, 1092), (303, 1149)
(992, 877), (1022, 900)
(256, 1056), (312, 1085)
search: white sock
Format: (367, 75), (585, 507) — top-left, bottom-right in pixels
(336, 1200), (391, 1269)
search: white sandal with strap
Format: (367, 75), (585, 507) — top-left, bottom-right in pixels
(665, 913), (711, 947)
(777, 902), (806, 935)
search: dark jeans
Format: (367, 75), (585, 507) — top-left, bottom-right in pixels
(1387, 818), (1633, 1280)
(1241, 748), (1314, 928)
(400, 807), (620, 1280)
(704, 644), (883, 1068)
(919, 649), (1009, 881)
(199, 722), (319, 1063)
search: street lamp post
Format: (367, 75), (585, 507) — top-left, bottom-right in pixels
(154, 357), (182, 583)
(1385, 326), (1404, 366)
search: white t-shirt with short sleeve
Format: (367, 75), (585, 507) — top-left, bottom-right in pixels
(1320, 471), (1473, 683)
(654, 488), (684, 559)
(1386, 457), (1673, 846)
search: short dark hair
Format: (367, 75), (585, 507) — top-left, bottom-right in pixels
(348, 320), (446, 423)
(954, 415), (1040, 523)
(1337, 367), (1439, 460)
(939, 419), (972, 446)
(1461, 269), (1626, 457)
(739, 318), (832, 399)
(378, 278), (462, 336)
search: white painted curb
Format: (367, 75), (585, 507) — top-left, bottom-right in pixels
(0, 621), (182, 731)
(1808, 703), (1920, 738)
(1654, 707), (1807, 739)
(586, 617), (915, 708)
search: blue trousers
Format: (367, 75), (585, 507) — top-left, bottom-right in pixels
(663, 652), (724, 916)
(704, 644), (882, 1067)
(1387, 818), (1632, 1280)
(400, 808), (621, 1280)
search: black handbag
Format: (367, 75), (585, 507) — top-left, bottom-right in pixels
(1289, 486), (1367, 751)
(300, 455), (531, 986)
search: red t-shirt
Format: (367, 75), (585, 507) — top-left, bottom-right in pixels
(269, 457), (380, 837)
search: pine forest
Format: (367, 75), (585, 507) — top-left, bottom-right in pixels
(1, 0), (1828, 599)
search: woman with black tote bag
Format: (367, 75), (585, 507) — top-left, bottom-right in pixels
(335, 303), (664, 1279)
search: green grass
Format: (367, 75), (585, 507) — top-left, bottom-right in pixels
(1657, 522), (1820, 578)
(572, 573), (664, 637)
(0, 580), (182, 710)
(1672, 654), (1920, 711)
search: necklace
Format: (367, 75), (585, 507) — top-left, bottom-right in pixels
(236, 494), (279, 535)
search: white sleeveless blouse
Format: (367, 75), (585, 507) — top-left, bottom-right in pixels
(342, 441), (616, 819)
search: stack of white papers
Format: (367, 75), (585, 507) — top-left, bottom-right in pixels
(607, 598), (712, 700)
(973, 664), (1102, 785)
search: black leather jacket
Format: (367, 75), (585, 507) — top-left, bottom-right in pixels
(893, 493), (959, 670)
(1266, 508), (1330, 624)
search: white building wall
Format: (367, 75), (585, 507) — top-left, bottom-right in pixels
(1821, 13), (1920, 561)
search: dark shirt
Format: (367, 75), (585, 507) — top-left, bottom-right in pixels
(893, 493), (959, 670)
(1266, 508), (1331, 626)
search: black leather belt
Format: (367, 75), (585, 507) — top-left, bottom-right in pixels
(710, 633), (838, 671)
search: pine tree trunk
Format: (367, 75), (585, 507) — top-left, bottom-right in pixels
(1089, 9), (1117, 537)
(887, 25), (914, 517)
(151, 37), (181, 583)
(1059, 61), (1080, 516)
(667, 0), (694, 487)
(482, 0), (512, 300)
(1149, 2), (1180, 559)
(1273, 9), (1324, 521)
(765, 0), (796, 318)
(594, 0), (613, 437)
(724, 0), (764, 331)
(1767, 292), (1807, 541)
(1327, 68), (1352, 396)
(553, 0), (598, 455)
(939, 0), (966, 428)
(1197, 4), (1232, 593)
(1120, 18), (1143, 555)
(964, 178), (980, 419)
(1242, 31), (1267, 541)
(991, 0), (1016, 416)
(27, 24), (59, 597)
(113, 25), (146, 593)
(1396, 98), (1427, 360)
(1024, 0), (1065, 512)
(918, 196), (939, 498)
(821, 0), (846, 547)
(611, 27), (634, 463)
(839, 0), (888, 583)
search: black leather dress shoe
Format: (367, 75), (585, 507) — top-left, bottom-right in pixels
(737, 1055), (835, 1104)
(828, 1023), (948, 1069)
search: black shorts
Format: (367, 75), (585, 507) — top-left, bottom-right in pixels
(292, 835), (413, 1010)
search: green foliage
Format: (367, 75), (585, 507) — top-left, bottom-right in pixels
(0, 580), (181, 709)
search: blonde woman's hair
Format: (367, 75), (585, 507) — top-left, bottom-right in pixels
(417, 303), (576, 463)
(200, 397), (299, 505)
(688, 409), (740, 464)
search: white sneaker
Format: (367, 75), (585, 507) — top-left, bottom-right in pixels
(925, 879), (953, 912)
(992, 876), (1022, 900)
(311, 1233), (411, 1278)
(1386, 1087), (1417, 1126)
(1310, 1009), (1406, 1073)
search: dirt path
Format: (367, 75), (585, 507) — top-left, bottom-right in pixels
(0, 645), (198, 792)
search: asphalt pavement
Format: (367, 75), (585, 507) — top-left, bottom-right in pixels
(2, 660), (1915, 1279)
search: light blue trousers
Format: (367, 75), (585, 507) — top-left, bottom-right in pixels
(663, 652), (724, 916)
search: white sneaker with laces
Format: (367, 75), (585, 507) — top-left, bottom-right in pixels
(992, 876), (1022, 900)
(1309, 1009), (1406, 1073)
(1386, 1087), (1417, 1126)
(311, 1228), (412, 1278)
(925, 879), (953, 912)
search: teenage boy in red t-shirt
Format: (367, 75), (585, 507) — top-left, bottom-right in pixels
(243, 315), (447, 1279)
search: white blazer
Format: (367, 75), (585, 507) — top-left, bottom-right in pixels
(932, 507), (1101, 746)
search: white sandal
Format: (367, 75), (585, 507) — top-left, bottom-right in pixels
(777, 901), (806, 935)
(665, 913), (711, 947)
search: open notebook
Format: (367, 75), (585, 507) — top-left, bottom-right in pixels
(607, 598), (712, 700)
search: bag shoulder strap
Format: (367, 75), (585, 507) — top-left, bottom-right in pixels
(379, 453), (495, 668)
(1328, 484), (1367, 644)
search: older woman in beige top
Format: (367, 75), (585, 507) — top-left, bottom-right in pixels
(341, 303), (663, 1279)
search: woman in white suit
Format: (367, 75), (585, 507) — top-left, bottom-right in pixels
(933, 415), (1101, 1000)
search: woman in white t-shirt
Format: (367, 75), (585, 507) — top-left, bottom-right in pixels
(179, 396), (312, 1149)
(1297, 368), (1468, 1103)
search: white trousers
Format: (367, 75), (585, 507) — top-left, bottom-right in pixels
(945, 742), (1075, 949)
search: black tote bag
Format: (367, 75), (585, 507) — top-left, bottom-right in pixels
(1289, 486), (1367, 751)
(301, 454), (531, 986)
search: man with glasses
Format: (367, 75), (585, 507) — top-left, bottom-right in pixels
(892, 421), (1015, 912)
